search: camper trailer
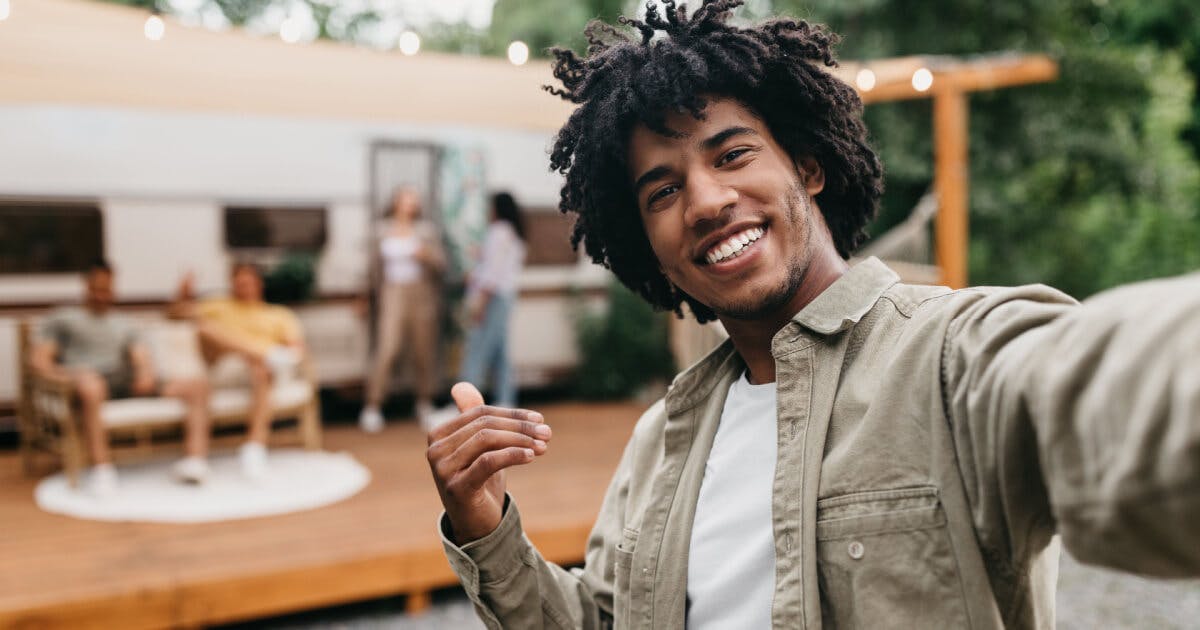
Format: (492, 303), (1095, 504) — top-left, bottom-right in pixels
(0, 109), (609, 409)
(0, 1), (610, 415)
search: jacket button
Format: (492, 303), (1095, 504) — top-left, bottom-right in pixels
(847, 541), (865, 560)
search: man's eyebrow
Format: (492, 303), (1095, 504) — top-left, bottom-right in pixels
(631, 127), (758, 196)
(633, 165), (672, 196)
(700, 126), (758, 151)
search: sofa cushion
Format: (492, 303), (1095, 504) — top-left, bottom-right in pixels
(209, 380), (314, 418)
(142, 320), (207, 381)
(101, 397), (188, 428)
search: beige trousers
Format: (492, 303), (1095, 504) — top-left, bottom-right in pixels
(366, 280), (439, 406)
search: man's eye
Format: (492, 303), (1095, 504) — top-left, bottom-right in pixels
(718, 148), (749, 166)
(647, 185), (678, 206)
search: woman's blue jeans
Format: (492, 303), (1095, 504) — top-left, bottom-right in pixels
(459, 294), (517, 407)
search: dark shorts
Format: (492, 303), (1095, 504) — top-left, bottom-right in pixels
(102, 373), (159, 400)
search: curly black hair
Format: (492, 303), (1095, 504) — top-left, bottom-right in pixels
(546, 0), (883, 323)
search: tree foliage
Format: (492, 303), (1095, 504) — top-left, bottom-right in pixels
(773, 0), (1200, 297)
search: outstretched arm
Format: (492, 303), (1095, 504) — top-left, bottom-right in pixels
(945, 273), (1200, 578)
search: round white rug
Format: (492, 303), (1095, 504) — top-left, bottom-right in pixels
(35, 449), (371, 523)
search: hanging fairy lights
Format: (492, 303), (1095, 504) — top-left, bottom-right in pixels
(911, 67), (934, 92)
(507, 41), (529, 66)
(279, 15), (303, 44)
(855, 68), (876, 92)
(398, 30), (420, 56)
(144, 12), (166, 41)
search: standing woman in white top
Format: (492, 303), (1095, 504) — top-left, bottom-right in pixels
(458, 192), (527, 407)
(360, 187), (447, 432)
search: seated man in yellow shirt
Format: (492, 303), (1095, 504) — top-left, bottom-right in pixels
(172, 262), (305, 478)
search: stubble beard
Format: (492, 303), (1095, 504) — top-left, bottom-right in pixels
(710, 182), (813, 322)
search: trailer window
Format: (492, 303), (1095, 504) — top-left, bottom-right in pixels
(0, 201), (104, 274)
(224, 206), (327, 251)
(524, 210), (578, 266)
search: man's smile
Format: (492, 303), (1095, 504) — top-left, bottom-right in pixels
(699, 225), (766, 265)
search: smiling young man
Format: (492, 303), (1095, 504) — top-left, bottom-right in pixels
(425, 2), (1200, 628)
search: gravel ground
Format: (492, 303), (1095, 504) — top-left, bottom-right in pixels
(1057, 550), (1200, 629)
(233, 548), (1200, 629)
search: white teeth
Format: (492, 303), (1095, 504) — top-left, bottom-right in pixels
(705, 226), (765, 264)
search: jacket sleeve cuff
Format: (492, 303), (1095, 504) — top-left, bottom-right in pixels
(440, 494), (529, 591)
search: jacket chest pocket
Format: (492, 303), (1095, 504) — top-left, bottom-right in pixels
(815, 486), (968, 629)
(612, 527), (638, 630)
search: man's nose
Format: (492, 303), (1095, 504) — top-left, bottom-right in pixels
(683, 170), (737, 227)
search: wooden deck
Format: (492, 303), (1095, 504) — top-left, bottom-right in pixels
(0, 401), (646, 630)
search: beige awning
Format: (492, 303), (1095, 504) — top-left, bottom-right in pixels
(0, 0), (576, 130)
(0, 0), (1056, 130)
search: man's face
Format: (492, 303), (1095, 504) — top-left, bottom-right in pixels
(627, 98), (827, 321)
(231, 267), (263, 302)
(84, 269), (115, 312)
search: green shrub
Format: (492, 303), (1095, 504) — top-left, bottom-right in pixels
(263, 253), (316, 304)
(572, 281), (677, 400)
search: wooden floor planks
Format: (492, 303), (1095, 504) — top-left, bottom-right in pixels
(0, 401), (645, 629)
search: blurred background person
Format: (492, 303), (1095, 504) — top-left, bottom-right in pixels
(171, 262), (304, 479)
(31, 260), (212, 496)
(458, 192), (527, 409)
(359, 186), (447, 433)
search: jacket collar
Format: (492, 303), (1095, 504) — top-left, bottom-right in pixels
(664, 257), (899, 414)
(789, 256), (899, 335)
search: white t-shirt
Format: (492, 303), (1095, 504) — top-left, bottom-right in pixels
(686, 371), (778, 629)
(380, 234), (421, 285)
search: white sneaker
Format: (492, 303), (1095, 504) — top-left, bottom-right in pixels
(359, 406), (384, 434)
(422, 405), (459, 433)
(87, 463), (118, 498)
(416, 401), (435, 432)
(172, 456), (210, 484)
(239, 442), (268, 480)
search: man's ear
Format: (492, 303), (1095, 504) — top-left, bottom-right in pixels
(795, 157), (825, 196)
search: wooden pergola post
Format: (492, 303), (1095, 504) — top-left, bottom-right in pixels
(933, 88), (969, 289)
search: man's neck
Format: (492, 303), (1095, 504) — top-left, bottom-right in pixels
(719, 252), (848, 385)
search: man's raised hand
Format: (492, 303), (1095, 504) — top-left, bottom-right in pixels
(427, 382), (551, 543)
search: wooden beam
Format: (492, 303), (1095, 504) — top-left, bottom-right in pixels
(854, 54), (1059, 104)
(933, 90), (970, 289)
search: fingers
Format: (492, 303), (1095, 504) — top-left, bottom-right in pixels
(434, 418), (549, 475)
(427, 381), (552, 496)
(451, 382), (485, 411)
(430, 385), (545, 444)
(459, 447), (536, 489)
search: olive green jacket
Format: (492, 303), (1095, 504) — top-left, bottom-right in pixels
(441, 257), (1200, 629)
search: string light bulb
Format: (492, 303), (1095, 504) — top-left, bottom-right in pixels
(911, 67), (933, 92)
(0, 0), (11, 22)
(398, 30), (420, 56)
(507, 41), (530, 66)
(144, 14), (165, 41)
(280, 15), (303, 43)
(855, 68), (876, 92)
